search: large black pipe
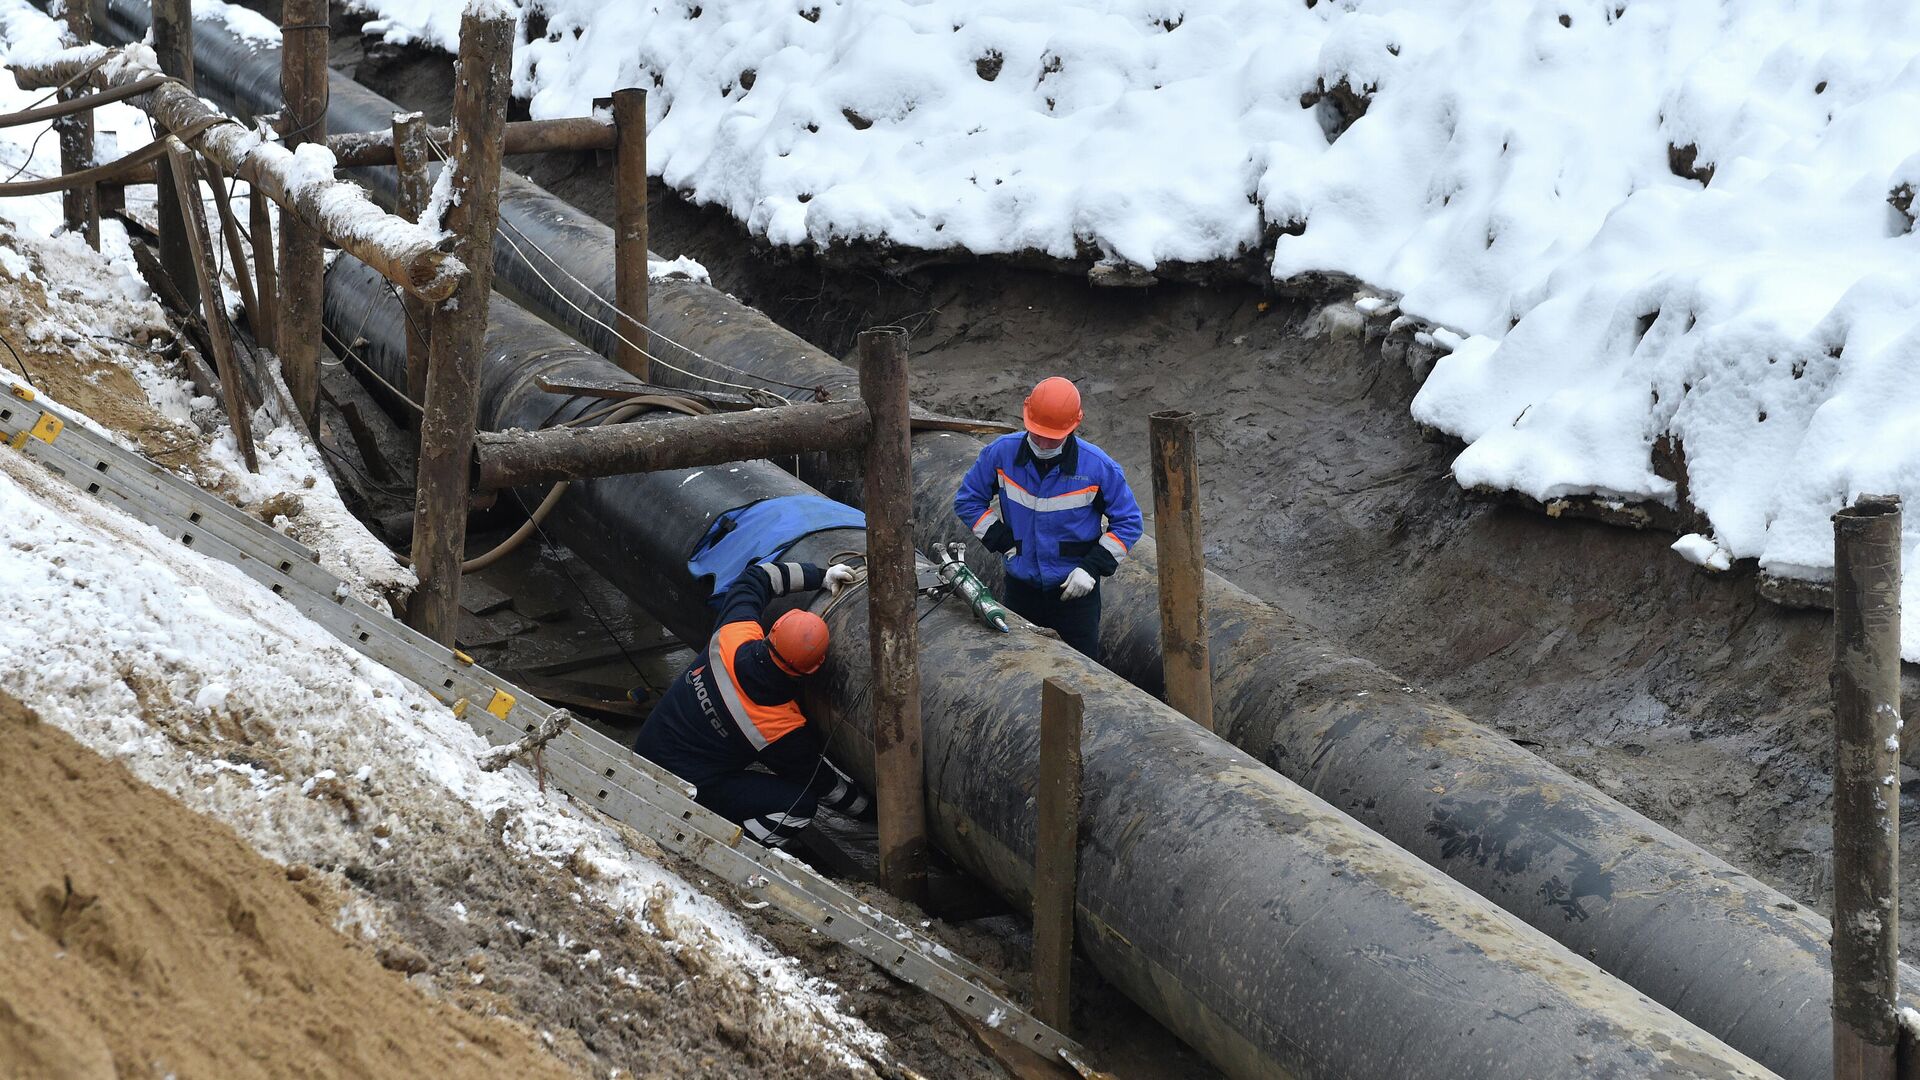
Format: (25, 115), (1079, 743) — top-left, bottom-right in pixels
(106, 5), (1896, 1075)
(319, 247), (1772, 1080)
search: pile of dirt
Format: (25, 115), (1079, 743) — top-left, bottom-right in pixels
(0, 686), (571, 1079)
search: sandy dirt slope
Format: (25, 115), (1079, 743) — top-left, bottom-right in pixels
(0, 687), (572, 1080)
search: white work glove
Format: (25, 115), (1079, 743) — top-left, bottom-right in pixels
(823, 563), (860, 596)
(1059, 567), (1096, 601)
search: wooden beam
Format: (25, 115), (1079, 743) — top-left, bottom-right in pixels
(393, 111), (433, 425)
(1832, 493), (1902, 1080)
(472, 400), (870, 490)
(204, 162), (261, 382)
(534, 373), (759, 412)
(407, 4), (515, 646)
(151, 0), (195, 308)
(1033, 676), (1083, 1033)
(163, 137), (256, 472)
(55, 0), (97, 249)
(612, 87), (649, 377)
(9, 51), (461, 299)
(1148, 410), (1213, 728)
(279, 0), (327, 434)
(859, 326), (928, 906)
(326, 116), (616, 168)
(248, 185), (276, 353)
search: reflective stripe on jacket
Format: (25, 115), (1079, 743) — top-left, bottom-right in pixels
(705, 620), (807, 749)
(640, 560), (824, 770)
(954, 432), (1145, 589)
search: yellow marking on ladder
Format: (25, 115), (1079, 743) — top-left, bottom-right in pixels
(10, 383), (34, 400)
(486, 689), (515, 719)
(8, 413), (60, 450)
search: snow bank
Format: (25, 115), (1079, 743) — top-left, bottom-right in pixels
(0, 449), (887, 1070)
(342, 0), (1920, 651)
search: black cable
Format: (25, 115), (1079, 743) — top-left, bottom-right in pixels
(507, 485), (651, 682)
(0, 330), (38, 388)
(2, 124), (55, 184)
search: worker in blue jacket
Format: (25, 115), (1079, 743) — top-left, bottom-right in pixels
(633, 558), (871, 849)
(953, 377), (1145, 662)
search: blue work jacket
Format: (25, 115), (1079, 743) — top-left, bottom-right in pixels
(954, 433), (1145, 589)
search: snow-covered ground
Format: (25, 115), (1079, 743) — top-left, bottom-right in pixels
(353, 0), (1920, 654)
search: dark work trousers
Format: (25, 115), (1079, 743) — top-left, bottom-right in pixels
(633, 720), (870, 848)
(1001, 575), (1103, 663)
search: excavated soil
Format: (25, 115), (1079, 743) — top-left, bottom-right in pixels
(0, 687), (572, 1080)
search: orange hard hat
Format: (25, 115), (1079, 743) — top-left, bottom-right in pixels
(768, 610), (831, 675)
(1022, 377), (1083, 440)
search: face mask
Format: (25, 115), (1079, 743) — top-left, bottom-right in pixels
(1027, 435), (1063, 459)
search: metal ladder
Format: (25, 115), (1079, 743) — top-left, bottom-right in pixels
(0, 381), (1089, 1073)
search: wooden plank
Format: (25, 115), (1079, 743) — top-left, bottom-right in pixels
(151, 0), (195, 309)
(248, 186), (277, 353)
(55, 0), (97, 249)
(1148, 410), (1213, 728)
(407, 6), (516, 646)
(326, 116), (616, 168)
(163, 138), (256, 472)
(612, 87), (649, 377)
(279, 0), (328, 433)
(534, 373), (757, 411)
(1832, 494), (1902, 1080)
(859, 326), (928, 905)
(394, 111), (433, 427)
(472, 400), (870, 490)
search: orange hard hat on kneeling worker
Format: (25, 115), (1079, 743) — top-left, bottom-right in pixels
(1023, 377), (1083, 440)
(768, 610), (831, 675)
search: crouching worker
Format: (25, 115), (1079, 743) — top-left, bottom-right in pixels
(633, 559), (871, 849)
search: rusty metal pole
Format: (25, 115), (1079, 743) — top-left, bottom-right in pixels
(163, 138), (255, 473)
(1033, 676), (1083, 1032)
(407, 5), (515, 646)
(1148, 410), (1214, 728)
(54, 0), (98, 248)
(858, 326), (928, 905)
(611, 87), (649, 379)
(1833, 493), (1902, 1080)
(393, 110), (433, 423)
(150, 0), (194, 304)
(278, 0), (328, 433)
(248, 186), (276, 353)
